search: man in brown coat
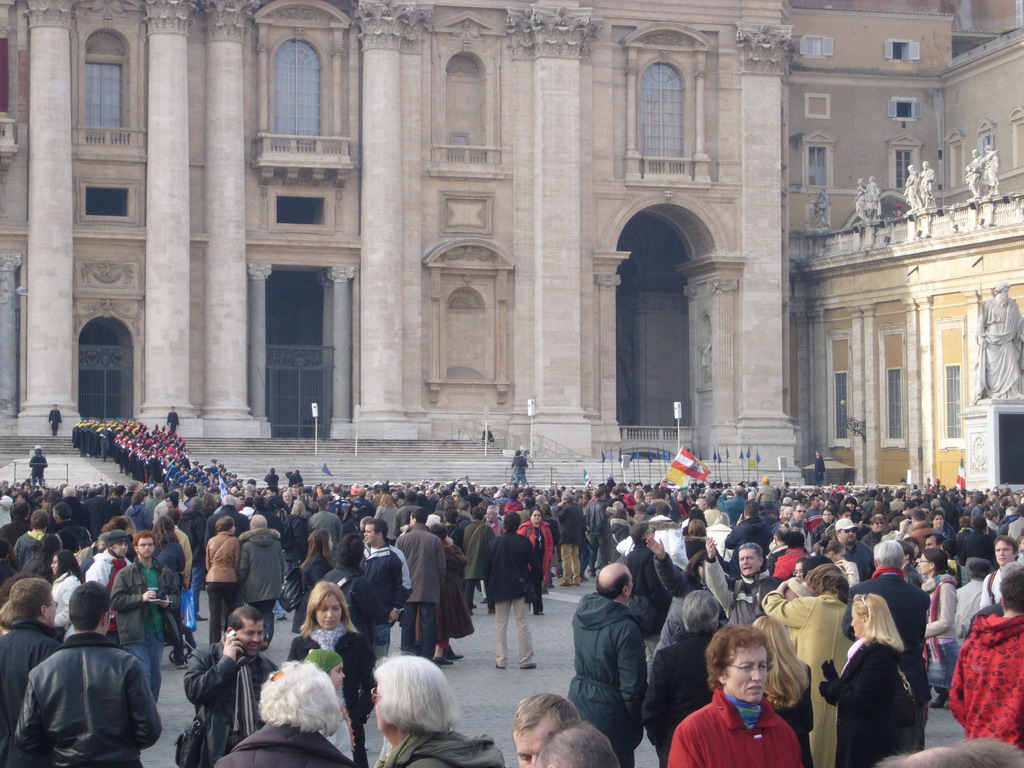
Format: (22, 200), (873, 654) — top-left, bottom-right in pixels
(396, 507), (445, 659)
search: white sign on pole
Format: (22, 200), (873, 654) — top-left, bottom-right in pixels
(527, 399), (536, 417)
(673, 401), (683, 420)
(311, 402), (319, 418)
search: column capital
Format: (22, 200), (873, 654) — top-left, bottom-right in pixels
(734, 23), (792, 76)
(26, 0), (73, 28)
(0, 253), (22, 271)
(507, 7), (602, 61)
(202, 0), (258, 41)
(146, 0), (196, 35)
(325, 265), (357, 283)
(247, 262), (272, 280)
(594, 274), (620, 289)
(355, 0), (431, 53)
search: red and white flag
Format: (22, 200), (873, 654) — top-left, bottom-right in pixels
(956, 459), (967, 490)
(665, 447), (708, 485)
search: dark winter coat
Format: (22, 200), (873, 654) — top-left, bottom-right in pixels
(180, 508), (208, 555)
(568, 593), (647, 768)
(642, 631), (714, 751)
(287, 632), (375, 725)
(485, 531), (541, 604)
(16, 632), (160, 768)
(557, 502), (585, 546)
(321, 565), (382, 641)
(213, 725), (357, 768)
(377, 731), (504, 768)
(0, 618), (60, 768)
(238, 528), (286, 604)
(183, 644), (278, 768)
(625, 544), (672, 638)
(820, 642), (902, 768)
(281, 515), (310, 562)
(110, 559), (181, 645)
(363, 546), (410, 621)
(724, 515), (773, 563)
(396, 524), (446, 604)
(842, 574), (930, 703)
(436, 541), (474, 640)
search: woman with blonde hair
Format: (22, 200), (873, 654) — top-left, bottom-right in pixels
(288, 581), (375, 768)
(753, 616), (813, 768)
(820, 593), (905, 768)
(762, 563), (852, 768)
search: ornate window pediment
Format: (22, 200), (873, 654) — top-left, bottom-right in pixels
(433, 10), (504, 39)
(254, 0), (350, 27)
(621, 23), (713, 52)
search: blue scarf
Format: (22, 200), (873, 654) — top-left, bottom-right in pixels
(725, 693), (762, 729)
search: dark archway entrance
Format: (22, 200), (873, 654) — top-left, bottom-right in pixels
(265, 270), (332, 438)
(616, 210), (690, 426)
(78, 317), (133, 419)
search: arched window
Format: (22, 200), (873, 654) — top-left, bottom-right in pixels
(275, 40), (320, 136)
(85, 31), (126, 127)
(445, 53), (486, 147)
(641, 63), (684, 158)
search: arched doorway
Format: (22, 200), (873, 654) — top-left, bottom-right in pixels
(78, 317), (133, 419)
(616, 209), (690, 426)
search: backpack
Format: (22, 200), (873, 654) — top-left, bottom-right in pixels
(280, 564), (305, 612)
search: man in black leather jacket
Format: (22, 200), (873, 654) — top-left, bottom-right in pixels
(0, 577), (60, 768)
(16, 582), (161, 768)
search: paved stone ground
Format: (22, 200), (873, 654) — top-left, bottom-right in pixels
(143, 585), (965, 768)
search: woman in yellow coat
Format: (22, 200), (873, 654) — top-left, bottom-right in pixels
(762, 563), (852, 768)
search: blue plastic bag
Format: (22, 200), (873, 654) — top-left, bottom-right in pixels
(182, 588), (197, 632)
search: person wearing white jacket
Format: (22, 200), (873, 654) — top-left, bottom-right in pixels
(51, 551), (84, 638)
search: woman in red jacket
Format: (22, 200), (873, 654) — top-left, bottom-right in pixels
(518, 509), (553, 616)
(668, 625), (802, 768)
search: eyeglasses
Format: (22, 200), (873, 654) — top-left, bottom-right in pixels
(728, 663), (773, 674)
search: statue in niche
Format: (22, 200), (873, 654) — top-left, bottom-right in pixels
(903, 164), (923, 214)
(966, 149), (984, 201)
(918, 161), (936, 209)
(853, 178), (870, 224)
(698, 315), (712, 385)
(864, 176), (881, 221)
(973, 282), (1024, 403)
(982, 147), (1001, 197)
(813, 188), (831, 230)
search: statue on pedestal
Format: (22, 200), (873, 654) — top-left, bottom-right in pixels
(973, 282), (1024, 403)
(865, 176), (881, 221)
(918, 161), (936, 209)
(853, 178), (870, 224)
(966, 149), (984, 201)
(813, 188), (831, 230)
(982, 147), (1001, 197)
(903, 164), (923, 214)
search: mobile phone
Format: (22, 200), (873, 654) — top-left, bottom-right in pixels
(226, 629), (236, 640)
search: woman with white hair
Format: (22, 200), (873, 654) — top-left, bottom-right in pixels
(214, 661), (358, 768)
(373, 655), (504, 768)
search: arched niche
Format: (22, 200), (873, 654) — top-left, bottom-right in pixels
(78, 317), (134, 419)
(422, 240), (516, 404)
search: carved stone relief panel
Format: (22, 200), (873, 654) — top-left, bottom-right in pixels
(77, 260), (140, 289)
(440, 192), (493, 236)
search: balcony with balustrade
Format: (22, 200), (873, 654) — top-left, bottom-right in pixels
(73, 126), (146, 163)
(426, 144), (509, 180)
(0, 118), (17, 178)
(252, 134), (355, 187)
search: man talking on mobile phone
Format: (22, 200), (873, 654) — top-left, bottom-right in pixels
(184, 606), (278, 768)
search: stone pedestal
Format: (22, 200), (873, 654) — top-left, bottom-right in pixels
(138, 0), (195, 424)
(964, 401), (1024, 488)
(19, 1), (79, 433)
(201, 0), (258, 435)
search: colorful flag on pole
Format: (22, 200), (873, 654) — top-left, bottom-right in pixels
(601, 450), (606, 462)
(725, 447), (730, 460)
(322, 463), (333, 476)
(755, 450), (761, 465)
(219, 477), (229, 498)
(584, 469), (592, 487)
(665, 447), (709, 486)
(956, 460), (966, 490)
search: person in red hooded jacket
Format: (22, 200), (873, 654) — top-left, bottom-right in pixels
(519, 509), (553, 616)
(950, 567), (1024, 749)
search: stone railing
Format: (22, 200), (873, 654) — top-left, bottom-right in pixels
(619, 425), (687, 442)
(75, 127), (145, 148)
(792, 192), (1024, 259)
(252, 134), (355, 186)
(0, 117), (16, 147)
(641, 156), (691, 178)
(430, 145), (502, 165)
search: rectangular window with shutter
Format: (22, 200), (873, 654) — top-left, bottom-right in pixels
(895, 149), (913, 189)
(807, 146), (827, 186)
(885, 40), (920, 61)
(946, 365), (962, 439)
(887, 99), (922, 120)
(834, 372), (848, 440)
(800, 36), (833, 57)
(887, 369), (903, 439)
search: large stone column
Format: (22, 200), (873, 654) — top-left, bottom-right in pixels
(508, 6), (601, 455)
(200, 0), (258, 434)
(354, 0), (429, 437)
(139, 0), (195, 425)
(328, 266), (356, 437)
(19, 0), (77, 434)
(0, 254), (21, 423)
(904, 299), (923, 485)
(247, 263), (271, 424)
(917, 297), (936, 482)
(733, 22), (796, 468)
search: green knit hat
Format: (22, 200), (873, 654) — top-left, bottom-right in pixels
(304, 649), (342, 674)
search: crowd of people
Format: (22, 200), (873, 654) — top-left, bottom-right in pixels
(0, 464), (1023, 768)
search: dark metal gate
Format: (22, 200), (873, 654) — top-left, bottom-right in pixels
(78, 345), (133, 419)
(266, 345), (333, 438)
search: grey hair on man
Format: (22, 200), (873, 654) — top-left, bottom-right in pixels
(875, 738), (1024, 768)
(681, 590), (720, 634)
(873, 540), (904, 569)
(535, 723), (619, 768)
(373, 655), (461, 735)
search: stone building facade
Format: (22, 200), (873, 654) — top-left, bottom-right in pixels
(0, 0), (1020, 482)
